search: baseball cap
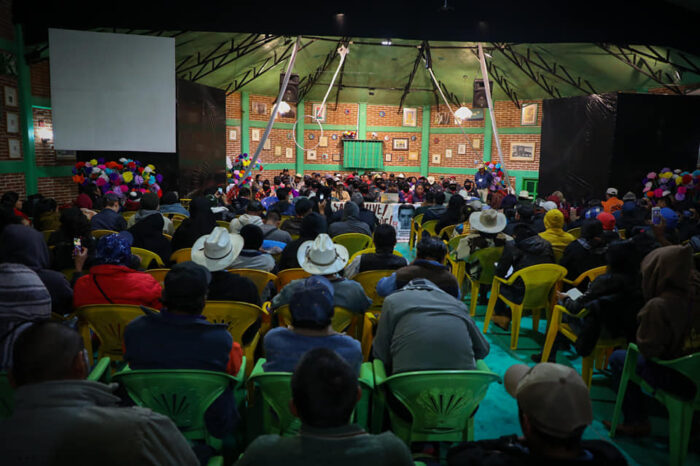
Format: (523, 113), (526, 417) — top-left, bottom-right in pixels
(606, 187), (618, 196)
(622, 191), (636, 202)
(162, 261), (212, 303)
(596, 212), (616, 231)
(541, 201), (558, 212)
(290, 275), (335, 326)
(104, 192), (120, 203)
(505, 363), (593, 438)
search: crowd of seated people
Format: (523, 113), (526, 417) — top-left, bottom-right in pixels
(0, 169), (698, 465)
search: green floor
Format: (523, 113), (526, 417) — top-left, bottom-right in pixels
(394, 243), (698, 466)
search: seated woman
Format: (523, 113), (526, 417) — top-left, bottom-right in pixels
(73, 232), (162, 309)
(263, 276), (362, 374)
(533, 240), (643, 362)
(559, 219), (607, 281)
(435, 194), (467, 239)
(48, 207), (96, 272)
(33, 197), (61, 232)
(170, 197), (215, 251)
(128, 211), (171, 267)
(228, 224), (276, 272)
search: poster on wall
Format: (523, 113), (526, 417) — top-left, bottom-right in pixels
(510, 141), (536, 160)
(4, 86), (17, 107)
(285, 147), (293, 158)
(521, 103), (538, 126)
(402, 107), (417, 127)
(312, 103), (326, 122)
(307, 150), (317, 160)
(6, 112), (19, 133)
(458, 143), (467, 154)
(228, 128), (238, 141)
(251, 129), (261, 141)
(331, 201), (417, 240)
(8, 138), (20, 158)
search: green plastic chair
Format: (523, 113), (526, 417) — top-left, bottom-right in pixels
(371, 359), (500, 445)
(247, 358), (374, 437)
(112, 359), (246, 449)
(609, 343), (700, 466)
(0, 372), (13, 419)
(465, 247), (504, 317)
(421, 219), (439, 238)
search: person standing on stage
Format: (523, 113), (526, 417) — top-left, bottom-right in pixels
(474, 163), (493, 203)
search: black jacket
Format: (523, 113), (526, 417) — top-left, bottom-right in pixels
(90, 208), (127, 232)
(496, 235), (555, 279)
(559, 239), (607, 281)
(129, 213), (172, 267)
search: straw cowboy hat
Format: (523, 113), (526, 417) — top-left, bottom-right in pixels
(469, 209), (507, 234)
(191, 226), (244, 272)
(297, 233), (349, 275)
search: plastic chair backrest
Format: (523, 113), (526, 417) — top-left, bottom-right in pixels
(179, 199), (191, 209)
(383, 367), (500, 441)
(438, 224), (458, 239)
(228, 269), (277, 296)
(276, 268), (311, 290)
(172, 219), (182, 230)
(570, 266), (607, 287)
(131, 247), (165, 268)
(77, 305), (156, 360)
(0, 372), (13, 419)
(353, 269), (396, 307)
(171, 214), (188, 223)
(568, 227), (581, 239)
(447, 234), (470, 253)
(112, 368), (242, 442)
(162, 233), (172, 241)
(202, 301), (263, 344)
(512, 264), (567, 309)
(248, 365), (301, 435)
(421, 220), (439, 237)
(145, 268), (170, 285)
(655, 351), (700, 405)
(216, 220), (229, 229)
(470, 247), (504, 285)
(41, 229), (54, 243)
(347, 247), (403, 265)
(170, 248), (192, 264)
(333, 233), (373, 258)
(618, 229), (626, 240)
(92, 229), (118, 239)
(122, 211), (136, 219)
(413, 213), (424, 226)
(276, 305), (356, 334)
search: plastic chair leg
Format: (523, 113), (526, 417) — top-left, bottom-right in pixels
(470, 281), (479, 317)
(510, 305), (523, 350)
(609, 348), (639, 437)
(581, 356), (594, 388)
(541, 319), (559, 362)
(78, 321), (94, 365)
(467, 415), (475, 441)
(483, 294), (498, 333)
(666, 399), (693, 466)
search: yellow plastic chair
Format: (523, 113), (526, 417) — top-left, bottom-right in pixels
(483, 264), (567, 349)
(465, 247), (504, 317)
(179, 198), (191, 209)
(347, 247), (403, 265)
(353, 269), (396, 311)
(276, 268), (311, 291)
(409, 214), (424, 249)
(216, 220), (229, 229)
(122, 211), (136, 219)
(333, 233), (373, 258)
(421, 219), (439, 238)
(145, 268), (170, 285)
(228, 269), (277, 296)
(41, 229), (55, 243)
(276, 305), (358, 336)
(618, 229), (626, 240)
(562, 265), (607, 290)
(169, 248), (192, 264)
(162, 233), (172, 241)
(92, 229), (117, 239)
(280, 215), (293, 224)
(172, 219), (183, 230)
(542, 304), (626, 388)
(77, 304), (157, 364)
(131, 247), (165, 268)
(171, 213), (188, 223)
(567, 227), (581, 239)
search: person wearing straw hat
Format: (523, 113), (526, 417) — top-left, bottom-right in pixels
(447, 363), (625, 465)
(271, 233), (371, 314)
(454, 209), (510, 305)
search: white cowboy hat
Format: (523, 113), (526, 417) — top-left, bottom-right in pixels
(518, 190), (533, 200)
(426, 176), (436, 185)
(297, 233), (349, 275)
(469, 209), (507, 234)
(191, 226), (244, 272)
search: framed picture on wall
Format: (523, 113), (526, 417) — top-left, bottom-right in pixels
(457, 143), (467, 155)
(521, 103), (538, 126)
(285, 147), (294, 158)
(402, 107), (417, 127)
(510, 141), (536, 160)
(469, 108), (484, 120)
(263, 138), (271, 150)
(312, 103), (326, 122)
(432, 153), (441, 164)
(251, 129), (261, 141)
(332, 153), (341, 162)
(435, 112), (451, 125)
(4, 86), (17, 107)
(274, 145), (282, 156)
(408, 151), (418, 161)
(252, 102), (267, 114)
(319, 136), (328, 147)
(393, 138), (409, 150)
(445, 149), (452, 158)
(307, 150), (317, 160)
(385, 153), (392, 162)
(6, 112), (19, 133)
(228, 127), (239, 141)
(8, 138), (20, 158)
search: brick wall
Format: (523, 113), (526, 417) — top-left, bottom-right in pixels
(34, 107), (74, 166)
(249, 127), (297, 167)
(37, 176), (76, 205)
(367, 104), (423, 127)
(0, 173), (25, 198)
(495, 134), (540, 172)
(304, 101), (358, 126)
(30, 61), (50, 97)
(0, 0), (13, 41)
(0, 73), (22, 161)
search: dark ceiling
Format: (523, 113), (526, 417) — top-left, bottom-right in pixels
(14, 0), (700, 55)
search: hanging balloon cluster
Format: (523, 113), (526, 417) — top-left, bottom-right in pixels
(227, 153), (264, 185)
(642, 168), (700, 202)
(71, 158), (163, 198)
(485, 161), (507, 191)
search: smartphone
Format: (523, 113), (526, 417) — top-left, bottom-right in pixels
(651, 206), (662, 225)
(217, 187), (223, 194)
(73, 237), (82, 256)
(318, 193), (325, 202)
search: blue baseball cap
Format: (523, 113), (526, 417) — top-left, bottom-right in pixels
(290, 275), (335, 326)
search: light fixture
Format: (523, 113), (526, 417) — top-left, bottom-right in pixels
(455, 106), (473, 120)
(37, 119), (53, 144)
(381, 39), (392, 46)
(276, 101), (291, 115)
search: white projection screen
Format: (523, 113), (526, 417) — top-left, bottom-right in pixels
(49, 28), (176, 152)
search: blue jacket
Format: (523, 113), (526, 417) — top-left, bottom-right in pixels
(90, 208), (127, 232)
(474, 171), (493, 189)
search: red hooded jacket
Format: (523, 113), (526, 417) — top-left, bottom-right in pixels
(73, 264), (163, 310)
